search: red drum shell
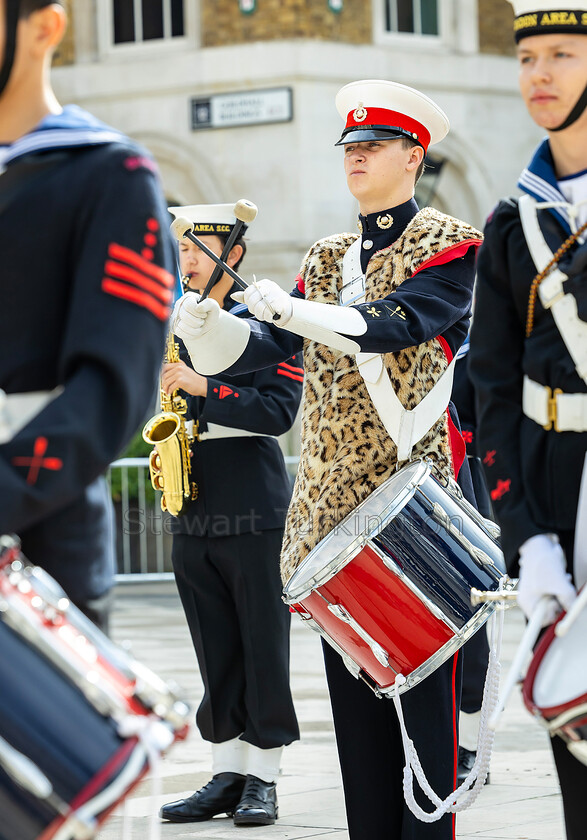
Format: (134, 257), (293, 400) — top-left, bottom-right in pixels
(522, 599), (587, 762)
(284, 460), (504, 695)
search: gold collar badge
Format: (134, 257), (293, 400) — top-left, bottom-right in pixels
(353, 103), (368, 123)
(376, 214), (393, 230)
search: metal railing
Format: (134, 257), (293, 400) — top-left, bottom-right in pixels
(108, 456), (299, 581)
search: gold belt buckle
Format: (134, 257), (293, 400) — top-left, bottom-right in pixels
(544, 386), (563, 432)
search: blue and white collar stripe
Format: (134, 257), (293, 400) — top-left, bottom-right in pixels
(0, 104), (126, 171)
(0, 128), (124, 168)
(518, 138), (572, 233)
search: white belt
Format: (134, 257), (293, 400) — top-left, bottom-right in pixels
(0, 387), (63, 444)
(523, 376), (587, 432)
(341, 238), (455, 461)
(191, 421), (269, 442)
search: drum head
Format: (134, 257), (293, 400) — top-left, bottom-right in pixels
(533, 605), (587, 710)
(284, 460), (430, 601)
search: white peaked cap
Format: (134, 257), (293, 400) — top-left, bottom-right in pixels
(335, 79), (449, 152)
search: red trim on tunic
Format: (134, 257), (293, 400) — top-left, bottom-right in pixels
(411, 240), (482, 277)
(437, 335), (466, 478)
(295, 274), (305, 295)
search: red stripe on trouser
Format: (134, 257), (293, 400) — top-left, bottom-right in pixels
(451, 651), (458, 840)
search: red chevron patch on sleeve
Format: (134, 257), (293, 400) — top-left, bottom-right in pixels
(102, 237), (174, 321)
(277, 360), (304, 382)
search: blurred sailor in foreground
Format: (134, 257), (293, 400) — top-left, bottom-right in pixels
(0, 0), (175, 630)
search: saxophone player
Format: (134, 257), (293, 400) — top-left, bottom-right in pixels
(158, 204), (303, 827)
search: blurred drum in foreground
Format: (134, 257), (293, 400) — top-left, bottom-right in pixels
(0, 535), (190, 840)
(522, 595), (587, 766)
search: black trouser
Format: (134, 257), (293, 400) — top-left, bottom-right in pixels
(460, 625), (489, 715)
(323, 642), (461, 840)
(172, 529), (299, 749)
(550, 529), (585, 840)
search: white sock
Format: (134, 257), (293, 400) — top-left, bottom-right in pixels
(211, 737), (248, 776)
(246, 745), (283, 784)
(460, 710), (481, 752)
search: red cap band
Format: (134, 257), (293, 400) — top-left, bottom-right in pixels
(345, 107), (431, 151)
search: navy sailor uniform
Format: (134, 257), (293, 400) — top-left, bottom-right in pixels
(0, 105), (175, 626)
(170, 298), (302, 749)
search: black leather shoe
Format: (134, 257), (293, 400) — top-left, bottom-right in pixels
(457, 747), (490, 785)
(233, 774), (278, 826)
(159, 772), (246, 822)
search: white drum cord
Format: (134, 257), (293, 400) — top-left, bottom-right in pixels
(392, 579), (507, 823)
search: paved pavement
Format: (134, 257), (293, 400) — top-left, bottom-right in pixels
(96, 581), (566, 840)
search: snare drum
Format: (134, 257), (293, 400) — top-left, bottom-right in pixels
(283, 460), (505, 696)
(0, 535), (191, 840)
(522, 598), (587, 766)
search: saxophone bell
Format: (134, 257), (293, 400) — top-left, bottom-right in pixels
(142, 331), (198, 517)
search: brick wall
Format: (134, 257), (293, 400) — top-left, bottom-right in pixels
(53, 0), (75, 66)
(201, 0), (372, 47)
(478, 0), (515, 55)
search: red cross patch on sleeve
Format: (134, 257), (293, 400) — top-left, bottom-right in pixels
(490, 478), (511, 501)
(102, 222), (174, 321)
(12, 437), (63, 485)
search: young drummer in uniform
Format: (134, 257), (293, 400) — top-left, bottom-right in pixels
(158, 204), (301, 827)
(469, 4), (587, 837)
(171, 81), (482, 840)
(0, 0), (175, 629)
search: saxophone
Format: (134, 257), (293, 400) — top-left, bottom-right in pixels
(142, 331), (198, 517)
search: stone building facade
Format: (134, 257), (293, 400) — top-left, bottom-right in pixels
(53, 0), (542, 289)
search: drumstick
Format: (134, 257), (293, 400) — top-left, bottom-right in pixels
(170, 216), (281, 321)
(170, 217), (249, 290)
(199, 199), (258, 302)
(555, 584), (587, 637)
(488, 595), (552, 731)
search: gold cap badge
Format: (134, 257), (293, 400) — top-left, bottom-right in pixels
(353, 104), (368, 123)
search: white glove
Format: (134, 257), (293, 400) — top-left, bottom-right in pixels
(517, 534), (577, 625)
(170, 294), (250, 376)
(172, 295), (220, 340)
(232, 279), (293, 325)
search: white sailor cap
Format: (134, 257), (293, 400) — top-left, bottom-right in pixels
(167, 203), (239, 236)
(335, 79), (449, 153)
(507, 1), (587, 42)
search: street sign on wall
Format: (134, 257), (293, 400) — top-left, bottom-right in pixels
(191, 87), (293, 131)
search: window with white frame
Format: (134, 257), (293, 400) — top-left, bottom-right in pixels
(113, 0), (184, 44)
(385, 0), (439, 36)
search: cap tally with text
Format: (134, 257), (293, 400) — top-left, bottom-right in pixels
(507, 1), (587, 42)
(167, 204), (242, 236)
(335, 80), (449, 152)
